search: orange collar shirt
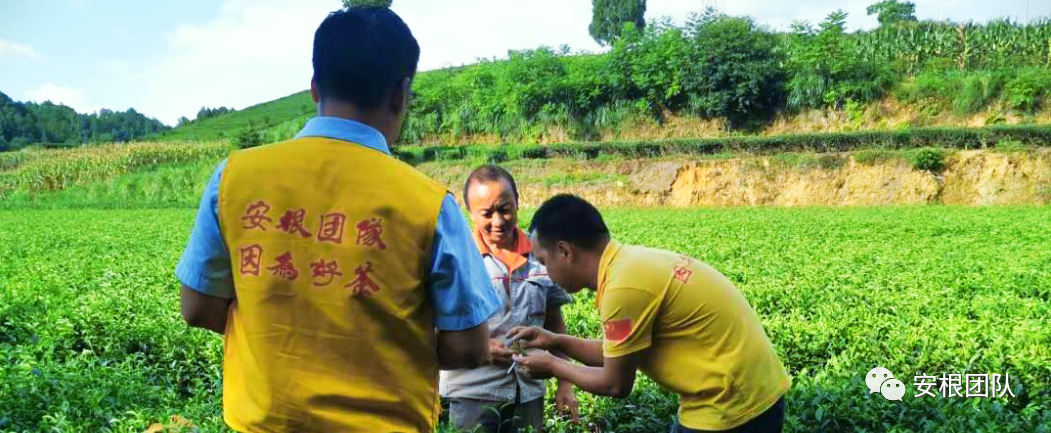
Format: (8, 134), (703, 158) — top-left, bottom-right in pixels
(439, 227), (572, 402)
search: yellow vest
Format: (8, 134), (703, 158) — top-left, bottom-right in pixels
(217, 137), (447, 432)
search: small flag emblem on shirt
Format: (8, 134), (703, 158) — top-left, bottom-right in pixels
(603, 319), (633, 342)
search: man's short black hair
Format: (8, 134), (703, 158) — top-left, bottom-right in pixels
(463, 164), (519, 210)
(529, 194), (609, 250)
(312, 7), (419, 111)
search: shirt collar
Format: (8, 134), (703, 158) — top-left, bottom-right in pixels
(294, 116), (390, 155)
(594, 239), (623, 308)
(473, 227), (532, 272)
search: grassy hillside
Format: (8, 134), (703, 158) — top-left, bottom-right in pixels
(152, 91), (314, 144)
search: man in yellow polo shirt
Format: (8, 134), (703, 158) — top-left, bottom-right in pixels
(508, 194), (790, 432)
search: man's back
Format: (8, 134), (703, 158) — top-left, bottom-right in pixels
(218, 137), (446, 431)
(596, 241), (791, 431)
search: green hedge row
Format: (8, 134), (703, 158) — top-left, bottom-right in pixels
(392, 125), (1051, 165)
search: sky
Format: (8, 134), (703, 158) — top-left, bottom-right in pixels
(1, 0), (1048, 126)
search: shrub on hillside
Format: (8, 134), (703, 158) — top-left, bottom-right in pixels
(682, 11), (784, 126)
(911, 147), (946, 172)
(1005, 68), (1051, 112)
(235, 129), (265, 149)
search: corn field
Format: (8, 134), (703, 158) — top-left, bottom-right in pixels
(0, 142), (231, 199)
(849, 19), (1051, 74)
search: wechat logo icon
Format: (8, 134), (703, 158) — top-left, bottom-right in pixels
(866, 367), (905, 401)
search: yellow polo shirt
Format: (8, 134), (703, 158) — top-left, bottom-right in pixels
(596, 240), (790, 431)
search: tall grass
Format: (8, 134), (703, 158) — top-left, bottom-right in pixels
(0, 142), (231, 200)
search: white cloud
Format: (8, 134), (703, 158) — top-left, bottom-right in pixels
(141, 0), (331, 125)
(138, 0), (610, 125)
(0, 38), (41, 59)
(395, 0), (604, 70)
(23, 83), (98, 113)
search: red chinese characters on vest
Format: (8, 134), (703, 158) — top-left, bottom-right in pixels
(241, 200), (272, 231)
(239, 244), (263, 276)
(277, 209), (312, 238)
(346, 261), (381, 297)
(310, 258), (343, 287)
(318, 212), (347, 244)
(232, 204), (393, 294)
(355, 217), (387, 250)
(267, 251), (299, 281)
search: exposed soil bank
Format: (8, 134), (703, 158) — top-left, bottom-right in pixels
(417, 150), (1051, 207)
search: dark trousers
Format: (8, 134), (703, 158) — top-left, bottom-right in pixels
(448, 397), (543, 433)
(672, 396), (785, 433)
(448, 381), (544, 433)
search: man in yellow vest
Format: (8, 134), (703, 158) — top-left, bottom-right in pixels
(175, 7), (500, 432)
(507, 195), (790, 433)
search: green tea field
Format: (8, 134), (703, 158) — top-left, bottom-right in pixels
(1, 206), (1048, 432)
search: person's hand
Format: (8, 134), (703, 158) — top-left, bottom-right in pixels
(512, 350), (558, 379)
(488, 338), (513, 367)
(554, 381), (580, 424)
(506, 326), (558, 350)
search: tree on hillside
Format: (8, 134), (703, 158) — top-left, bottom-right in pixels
(866, 0), (917, 26)
(342, 0), (392, 8)
(589, 0), (646, 46)
(681, 11), (784, 127)
(0, 91), (168, 149)
(195, 106), (234, 122)
(785, 10), (895, 109)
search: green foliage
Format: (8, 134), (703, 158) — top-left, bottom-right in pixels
(401, 47), (630, 143)
(686, 12), (784, 125)
(911, 147), (946, 172)
(195, 106), (235, 122)
(0, 210), (229, 432)
(1004, 68), (1051, 112)
(858, 19), (1051, 75)
(852, 149), (898, 165)
(152, 13), (1051, 145)
(614, 10), (785, 126)
(342, 0), (392, 7)
(234, 128), (265, 149)
(608, 20), (687, 114)
(954, 74), (988, 113)
(0, 159), (219, 210)
(995, 139), (1032, 152)
(866, 0), (917, 26)
(0, 91), (169, 149)
(3, 207), (1049, 431)
(153, 91), (313, 144)
(395, 125), (1051, 165)
(0, 142), (231, 200)
(588, 0), (646, 46)
(897, 68), (1051, 114)
(404, 11), (786, 142)
(785, 11), (895, 110)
